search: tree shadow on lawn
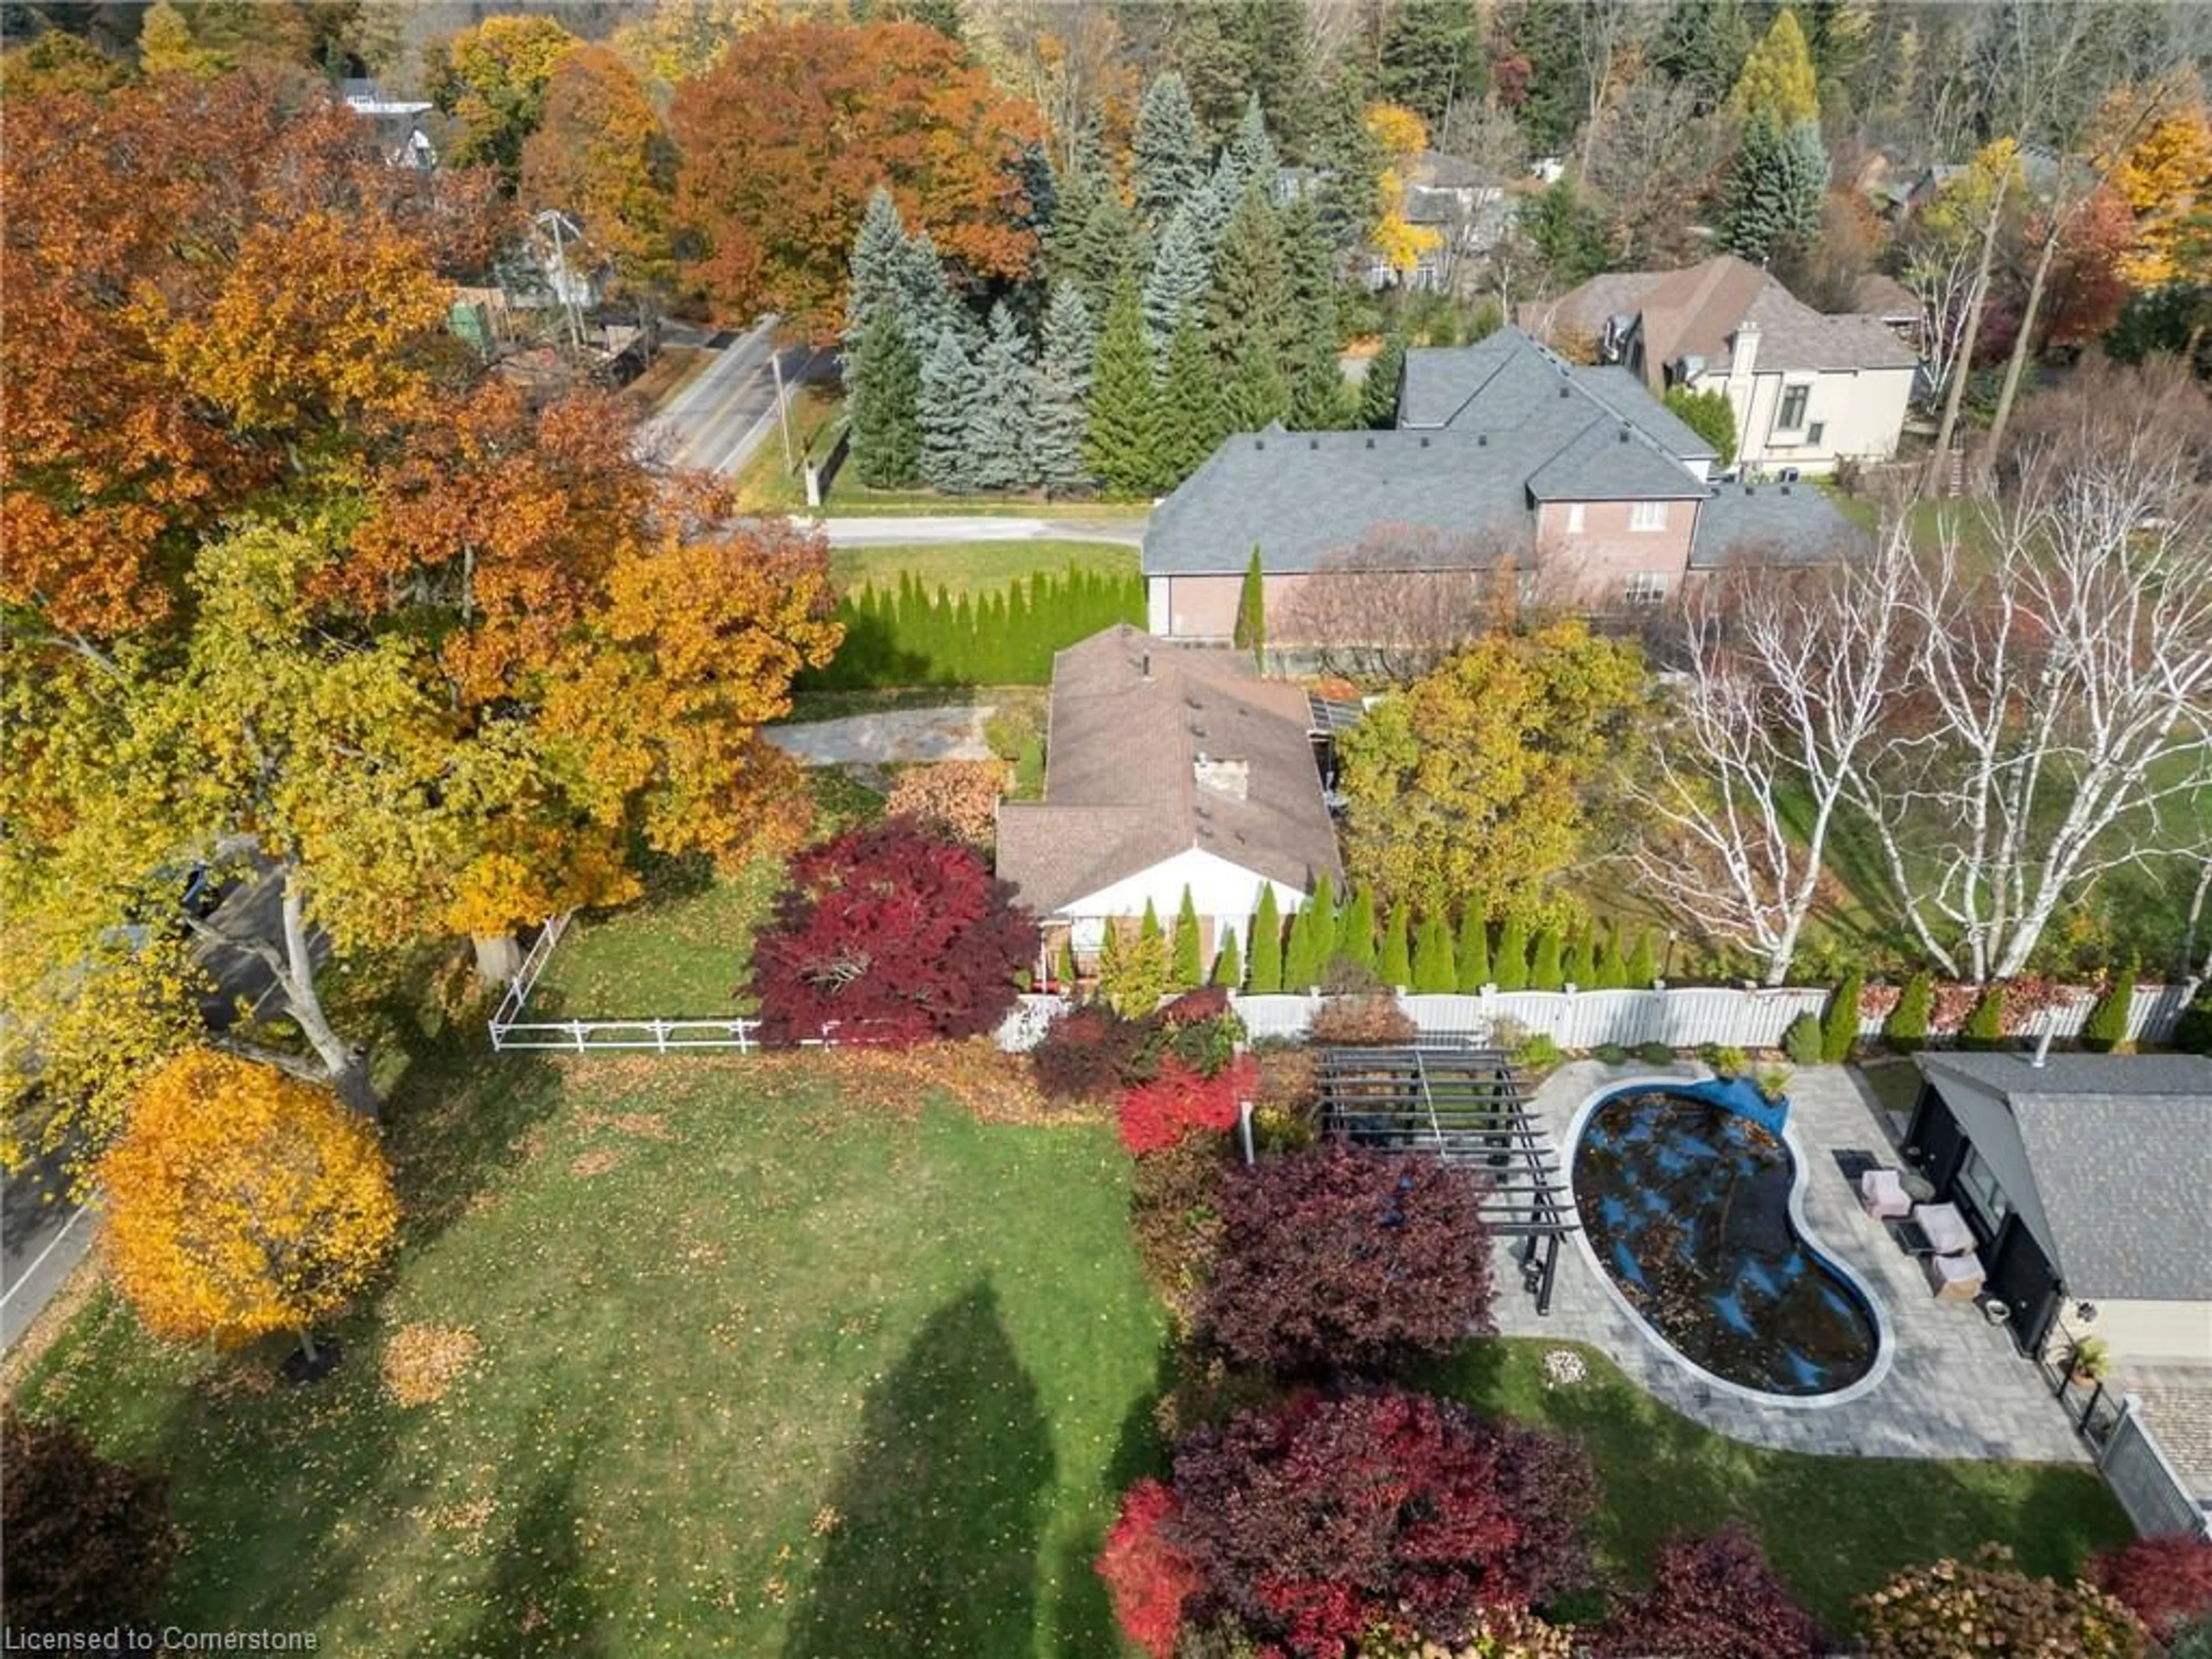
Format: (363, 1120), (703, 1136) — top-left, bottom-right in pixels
(450, 1443), (608, 1658)
(1051, 1335), (1180, 1659)
(784, 1278), (1056, 1659)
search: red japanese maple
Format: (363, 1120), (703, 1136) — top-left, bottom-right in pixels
(1598, 1528), (1821, 1659)
(1096, 1478), (1199, 1659)
(1118, 1055), (1253, 1156)
(748, 818), (1037, 1046)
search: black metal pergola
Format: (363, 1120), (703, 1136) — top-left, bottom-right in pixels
(1315, 1046), (1578, 1314)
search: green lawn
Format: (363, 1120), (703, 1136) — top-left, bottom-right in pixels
(530, 854), (783, 1020)
(832, 541), (1138, 599)
(17, 1058), (1168, 1658)
(1428, 1340), (2132, 1633)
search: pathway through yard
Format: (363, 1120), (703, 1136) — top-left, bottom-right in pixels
(765, 706), (997, 766)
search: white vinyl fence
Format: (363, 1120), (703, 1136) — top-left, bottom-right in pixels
(993, 980), (2199, 1055)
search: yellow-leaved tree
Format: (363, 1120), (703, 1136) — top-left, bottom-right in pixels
(2105, 105), (2212, 289)
(99, 1050), (398, 1364)
(1366, 102), (1442, 278)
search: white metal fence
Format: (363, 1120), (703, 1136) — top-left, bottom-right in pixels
(2099, 1396), (2212, 1542)
(486, 910), (775, 1054)
(1849, 982), (2193, 1047)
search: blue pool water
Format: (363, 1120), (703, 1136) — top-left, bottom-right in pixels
(1573, 1089), (1878, 1397)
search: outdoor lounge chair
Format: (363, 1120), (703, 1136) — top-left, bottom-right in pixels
(1859, 1167), (1911, 1219)
(1924, 1248), (1985, 1301)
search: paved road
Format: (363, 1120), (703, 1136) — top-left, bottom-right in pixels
(796, 514), (1147, 547)
(765, 706), (999, 765)
(638, 317), (833, 477)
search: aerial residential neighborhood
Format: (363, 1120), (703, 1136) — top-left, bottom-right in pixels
(3, 2), (2211, 1656)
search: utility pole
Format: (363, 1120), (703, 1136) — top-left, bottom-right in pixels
(770, 345), (796, 471)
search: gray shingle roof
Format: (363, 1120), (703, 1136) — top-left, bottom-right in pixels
(1688, 482), (1869, 567)
(1148, 329), (1725, 579)
(1918, 1052), (2212, 1301)
(995, 627), (1342, 915)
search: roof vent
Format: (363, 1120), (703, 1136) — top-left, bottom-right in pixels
(1559, 384), (1571, 399)
(1618, 425), (1630, 443)
(1419, 435), (1430, 448)
(1365, 435), (1375, 448)
(1743, 484), (1755, 497)
(1141, 650), (1152, 680)
(1780, 483), (1791, 495)
(1477, 433), (1487, 446)
(1309, 437), (1319, 450)
(1254, 438), (1265, 450)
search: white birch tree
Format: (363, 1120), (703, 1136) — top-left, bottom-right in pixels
(1628, 527), (1913, 985)
(1850, 377), (2212, 982)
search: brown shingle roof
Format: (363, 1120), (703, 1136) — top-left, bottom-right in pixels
(995, 627), (1343, 915)
(1522, 255), (1919, 385)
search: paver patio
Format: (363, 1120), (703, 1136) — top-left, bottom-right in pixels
(1491, 1060), (2089, 1463)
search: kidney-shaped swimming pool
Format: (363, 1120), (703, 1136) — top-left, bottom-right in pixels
(1572, 1087), (1880, 1399)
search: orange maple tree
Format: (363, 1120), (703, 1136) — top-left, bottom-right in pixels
(518, 43), (676, 291)
(98, 1050), (399, 1354)
(671, 20), (1046, 338)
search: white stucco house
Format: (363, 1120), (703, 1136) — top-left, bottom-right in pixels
(1520, 254), (1919, 478)
(995, 627), (1342, 984)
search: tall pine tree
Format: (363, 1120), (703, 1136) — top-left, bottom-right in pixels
(1159, 308), (1228, 482)
(1457, 908), (1490, 992)
(847, 309), (921, 487)
(1085, 273), (1166, 497)
(1132, 70), (1207, 228)
(1380, 0), (1486, 127)
(1206, 185), (1294, 389)
(1030, 282), (1093, 497)
(1219, 90), (1282, 202)
(1281, 191), (1350, 429)
(919, 324), (984, 494)
(1224, 332), (1290, 433)
(1724, 109), (1829, 266)
(1142, 199), (1215, 349)
(1413, 910), (1457, 993)
(844, 187), (910, 342)
(1361, 334), (1406, 428)
(969, 302), (1033, 491)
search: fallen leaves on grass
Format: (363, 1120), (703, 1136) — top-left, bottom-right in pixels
(570, 1149), (627, 1177)
(576, 1111), (675, 1141)
(382, 1323), (483, 1407)
(759, 1039), (1104, 1126)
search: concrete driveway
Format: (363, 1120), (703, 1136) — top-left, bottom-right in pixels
(794, 515), (1146, 547)
(765, 706), (998, 765)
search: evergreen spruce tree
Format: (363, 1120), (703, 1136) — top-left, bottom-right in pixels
(847, 309), (922, 487)
(1378, 0), (1486, 126)
(1210, 927), (1243, 989)
(2081, 961), (2137, 1054)
(1457, 908), (1491, 992)
(1413, 911), (1456, 993)
(1224, 332), (1290, 432)
(1339, 884), (1378, 972)
(1723, 109), (1829, 266)
(844, 187), (910, 342)
(1085, 274), (1166, 497)
(1822, 969), (1865, 1063)
(1206, 185), (1294, 383)
(1380, 901), (1413, 988)
(1493, 915), (1529, 991)
(1282, 903), (1316, 991)
(969, 301), (1033, 492)
(1030, 282), (1094, 496)
(1141, 897), (1163, 949)
(1232, 547), (1266, 666)
(1173, 885), (1203, 988)
(1159, 309), (1228, 484)
(1623, 929), (1658, 987)
(1132, 70), (1208, 228)
(1360, 334), (1407, 429)
(1655, 0), (1751, 115)
(1142, 200), (1214, 349)
(895, 230), (955, 351)
(919, 324), (984, 493)
(1281, 191), (1350, 429)
(1528, 925), (1565, 991)
(1247, 886), (1284, 993)
(1725, 7), (1819, 126)
(1070, 190), (1146, 311)
(1219, 91), (1281, 203)
(1565, 921), (1596, 989)
(1290, 876), (1337, 988)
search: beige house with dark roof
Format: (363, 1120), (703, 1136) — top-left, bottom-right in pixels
(1520, 255), (1919, 478)
(997, 627), (1341, 981)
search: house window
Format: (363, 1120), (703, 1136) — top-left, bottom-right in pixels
(1956, 1145), (2014, 1235)
(1069, 917), (1106, 959)
(1624, 571), (1668, 607)
(1776, 384), (1811, 431)
(1565, 502), (1586, 534)
(1805, 421), (1827, 448)
(1630, 501), (1669, 533)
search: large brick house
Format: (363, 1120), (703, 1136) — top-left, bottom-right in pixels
(1142, 325), (1862, 643)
